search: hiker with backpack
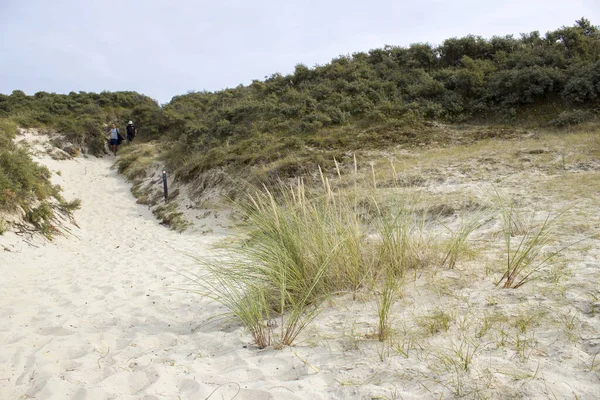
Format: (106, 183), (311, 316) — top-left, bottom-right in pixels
(106, 123), (123, 155)
(126, 121), (137, 143)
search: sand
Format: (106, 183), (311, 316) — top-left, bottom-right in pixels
(0, 150), (333, 399)
(2, 130), (600, 399)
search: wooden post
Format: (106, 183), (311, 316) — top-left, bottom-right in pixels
(162, 170), (168, 202)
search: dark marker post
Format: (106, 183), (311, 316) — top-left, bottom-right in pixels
(162, 170), (168, 202)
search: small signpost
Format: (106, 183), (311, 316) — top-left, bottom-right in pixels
(162, 170), (168, 202)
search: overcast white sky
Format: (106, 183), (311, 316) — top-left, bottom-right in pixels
(1, 0), (598, 104)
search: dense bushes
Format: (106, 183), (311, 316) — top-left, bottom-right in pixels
(1, 19), (598, 180)
(0, 91), (160, 155)
(134, 19), (600, 180)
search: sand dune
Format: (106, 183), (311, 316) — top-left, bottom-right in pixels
(3, 132), (600, 399)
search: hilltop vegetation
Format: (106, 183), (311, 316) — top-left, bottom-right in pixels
(2, 20), (599, 174)
(142, 18), (600, 183)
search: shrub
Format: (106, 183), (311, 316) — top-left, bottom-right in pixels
(549, 110), (594, 127)
(562, 76), (597, 103)
(26, 202), (56, 238)
(0, 119), (18, 141)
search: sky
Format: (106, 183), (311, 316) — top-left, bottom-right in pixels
(1, 0), (599, 104)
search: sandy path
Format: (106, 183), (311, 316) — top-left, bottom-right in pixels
(0, 156), (336, 400)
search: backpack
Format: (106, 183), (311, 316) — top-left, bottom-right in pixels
(116, 129), (124, 145)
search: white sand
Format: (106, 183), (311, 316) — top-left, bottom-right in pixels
(2, 131), (600, 399)
(0, 153), (337, 399)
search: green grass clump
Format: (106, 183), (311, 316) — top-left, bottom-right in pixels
(243, 180), (376, 299)
(418, 309), (454, 336)
(496, 200), (567, 289)
(375, 201), (432, 277)
(26, 202), (56, 238)
(376, 273), (400, 342)
(189, 166), (442, 348)
(153, 202), (189, 232)
(440, 209), (490, 269)
(59, 198), (82, 213)
(373, 200), (428, 341)
(188, 182), (344, 348)
(0, 119), (60, 211)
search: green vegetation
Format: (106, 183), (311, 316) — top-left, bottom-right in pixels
(0, 118), (80, 237)
(418, 309), (454, 336)
(191, 157), (589, 348)
(376, 272), (400, 342)
(0, 91), (159, 155)
(440, 209), (489, 269)
(496, 204), (569, 289)
(0, 119), (56, 226)
(2, 19), (598, 189)
(129, 18), (600, 188)
(189, 177), (443, 348)
(26, 202), (56, 238)
(153, 202), (189, 232)
(191, 170), (493, 347)
(0, 119), (58, 210)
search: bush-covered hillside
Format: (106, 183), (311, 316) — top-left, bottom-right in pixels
(139, 18), (600, 181)
(0, 91), (159, 155)
(2, 19), (599, 183)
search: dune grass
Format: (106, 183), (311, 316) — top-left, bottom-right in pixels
(187, 147), (589, 350)
(440, 209), (490, 269)
(495, 198), (567, 289)
(0, 118), (81, 237)
(169, 123), (597, 398)
(375, 273), (400, 342)
(189, 164), (450, 347)
(188, 183), (338, 347)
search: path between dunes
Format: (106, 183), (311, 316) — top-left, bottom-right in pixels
(0, 155), (348, 400)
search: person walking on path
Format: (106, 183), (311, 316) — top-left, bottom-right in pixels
(126, 121), (137, 144)
(106, 123), (122, 155)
